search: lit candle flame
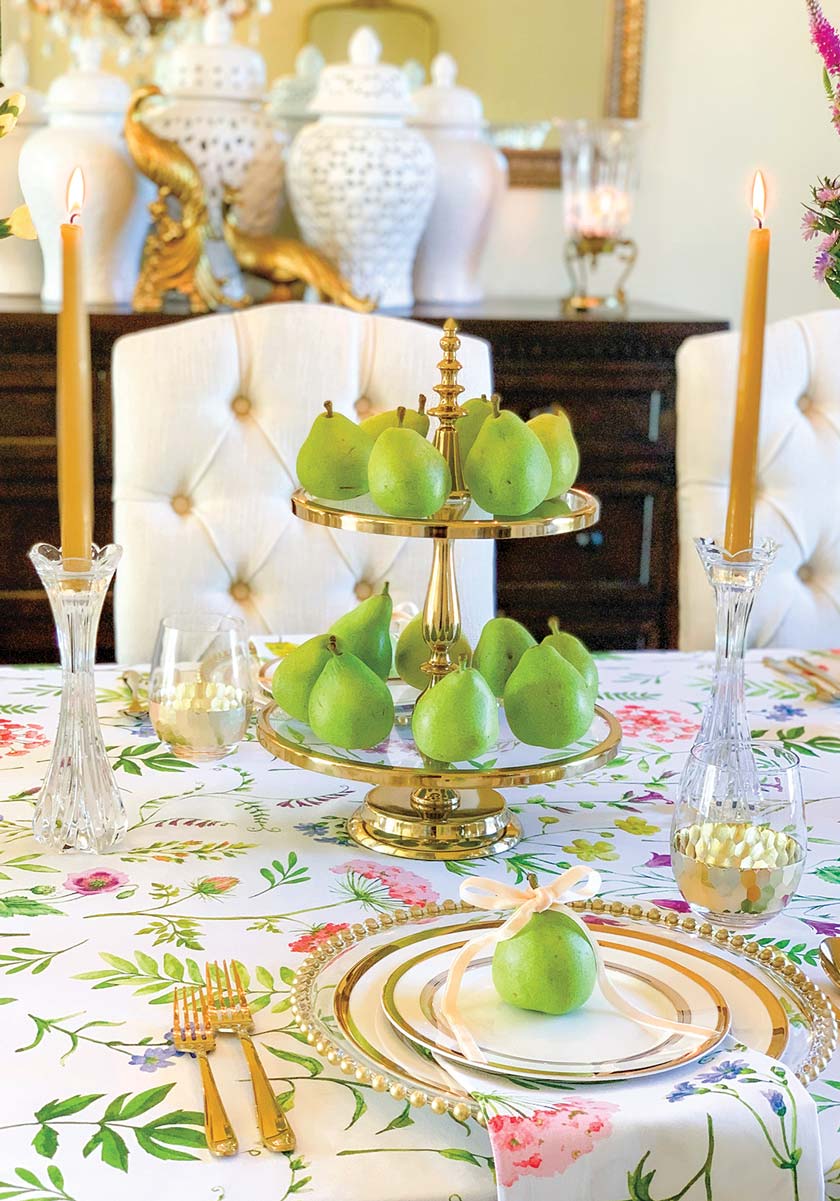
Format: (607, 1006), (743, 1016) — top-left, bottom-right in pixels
(752, 170), (766, 229)
(65, 167), (85, 226)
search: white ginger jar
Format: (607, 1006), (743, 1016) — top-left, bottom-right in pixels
(148, 9), (285, 300)
(267, 44), (324, 143)
(287, 26), (435, 310)
(411, 52), (507, 305)
(0, 44), (45, 296)
(18, 38), (152, 306)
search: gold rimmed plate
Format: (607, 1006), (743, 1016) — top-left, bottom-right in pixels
(381, 934), (730, 1082)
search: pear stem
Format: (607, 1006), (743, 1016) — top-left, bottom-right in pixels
(396, 406), (406, 427)
(324, 400), (334, 418)
(457, 653), (469, 671)
(548, 616), (561, 636)
(527, 872), (539, 889)
(490, 393), (501, 419)
(418, 394), (427, 415)
(327, 635), (340, 656)
(381, 580), (390, 597)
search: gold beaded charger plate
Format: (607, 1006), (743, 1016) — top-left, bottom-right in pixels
(380, 935), (730, 1082)
(290, 901), (837, 1125)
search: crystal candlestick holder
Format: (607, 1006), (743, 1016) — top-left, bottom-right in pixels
(29, 543), (127, 853)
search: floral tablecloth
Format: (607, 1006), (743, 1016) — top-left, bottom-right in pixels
(0, 649), (839, 1200)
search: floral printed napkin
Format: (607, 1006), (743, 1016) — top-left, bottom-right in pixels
(439, 1040), (822, 1201)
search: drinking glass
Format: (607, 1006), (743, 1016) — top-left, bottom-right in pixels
(671, 740), (806, 929)
(149, 613), (251, 761)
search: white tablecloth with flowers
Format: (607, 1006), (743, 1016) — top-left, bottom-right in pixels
(0, 649), (839, 1200)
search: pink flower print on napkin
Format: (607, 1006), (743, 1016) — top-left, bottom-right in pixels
(64, 868), (129, 895)
(0, 717), (49, 759)
(488, 1100), (619, 1189)
(613, 704), (699, 745)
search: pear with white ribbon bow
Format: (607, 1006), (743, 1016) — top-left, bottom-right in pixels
(440, 867), (715, 1065)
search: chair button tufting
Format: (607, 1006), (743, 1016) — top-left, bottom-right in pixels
(797, 563), (815, 584)
(355, 395), (372, 418)
(354, 579), (374, 601)
(230, 581), (251, 602)
(171, 494), (191, 516)
(797, 393), (811, 414)
(232, 394), (251, 417)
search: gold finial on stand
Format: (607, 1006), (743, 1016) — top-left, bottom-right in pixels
(428, 317), (468, 503)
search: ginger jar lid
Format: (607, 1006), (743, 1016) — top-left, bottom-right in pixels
(310, 26), (412, 117)
(156, 10), (266, 102)
(0, 43), (46, 125)
(46, 39), (130, 118)
(268, 44), (324, 118)
(411, 52), (484, 128)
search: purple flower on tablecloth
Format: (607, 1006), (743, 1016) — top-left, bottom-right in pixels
(129, 1045), (179, 1072)
(667, 1080), (706, 1102)
(803, 917), (840, 936)
(650, 898), (690, 913)
(764, 1089), (787, 1116)
(698, 1058), (750, 1083)
(763, 703), (807, 721)
(645, 852), (672, 869)
(294, 818), (351, 846)
(64, 868), (129, 895)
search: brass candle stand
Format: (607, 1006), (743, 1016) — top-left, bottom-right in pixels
(563, 234), (638, 315)
(258, 319), (621, 860)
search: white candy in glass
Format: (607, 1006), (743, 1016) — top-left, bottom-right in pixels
(411, 52), (507, 305)
(287, 26), (435, 309)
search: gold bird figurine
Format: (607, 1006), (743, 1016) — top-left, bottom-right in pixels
(125, 86), (248, 314)
(221, 190), (375, 312)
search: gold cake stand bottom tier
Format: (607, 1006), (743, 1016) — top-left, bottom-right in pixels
(347, 786), (522, 861)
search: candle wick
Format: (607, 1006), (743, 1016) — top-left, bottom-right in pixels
(754, 213), (763, 230)
(69, 211), (81, 226)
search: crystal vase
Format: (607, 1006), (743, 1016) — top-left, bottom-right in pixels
(29, 543), (127, 853)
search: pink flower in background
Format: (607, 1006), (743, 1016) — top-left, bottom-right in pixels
(0, 718), (49, 759)
(822, 229), (840, 251)
(488, 1100), (618, 1189)
(64, 868), (129, 895)
(289, 922), (349, 953)
(331, 859), (439, 907)
(817, 184), (840, 201)
(809, 0), (840, 74)
(613, 705), (699, 745)
(802, 210), (821, 239)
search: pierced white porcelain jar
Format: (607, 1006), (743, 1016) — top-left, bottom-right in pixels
(287, 26), (435, 310)
(147, 10), (285, 299)
(0, 43), (45, 296)
(267, 44), (324, 143)
(411, 52), (507, 305)
(17, 38), (152, 306)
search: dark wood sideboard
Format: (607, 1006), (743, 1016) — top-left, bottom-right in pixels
(0, 296), (726, 663)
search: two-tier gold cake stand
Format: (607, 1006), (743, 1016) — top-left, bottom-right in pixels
(258, 319), (621, 860)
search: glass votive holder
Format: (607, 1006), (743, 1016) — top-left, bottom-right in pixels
(149, 613), (252, 761)
(671, 740), (806, 929)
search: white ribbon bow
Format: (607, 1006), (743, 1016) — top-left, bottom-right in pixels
(439, 867), (713, 1064)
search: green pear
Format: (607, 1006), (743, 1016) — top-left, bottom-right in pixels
(494, 496), (573, 522)
(473, 617), (536, 698)
(543, 618), (599, 699)
(308, 638), (394, 749)
(503, 643), (595, 748)
(492, 909), (597, 1015)
(368, 408), (452, 519)
(328, 581), (393, 680)
(296, 401), (374, 500)
(527, 411), (580, 499)
(464, 396), (552, 516)
(271, 634), (334, 722)
(411, 657), (499, 763)
(456, 394), (493, 463)
(395, 614), (472, 691)
(361, 394), (430, 440)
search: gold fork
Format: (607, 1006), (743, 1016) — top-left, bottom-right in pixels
(172, 986), (238, 1157)
(205, 960), (296, 1152)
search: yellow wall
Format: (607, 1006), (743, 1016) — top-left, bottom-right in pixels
(10, 0), (611, 124)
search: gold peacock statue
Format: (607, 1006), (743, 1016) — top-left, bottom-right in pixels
(221, 190), (375, 311)
(125, 85), (248, 314)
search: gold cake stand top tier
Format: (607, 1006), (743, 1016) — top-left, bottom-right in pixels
(291, 487), (600, 540)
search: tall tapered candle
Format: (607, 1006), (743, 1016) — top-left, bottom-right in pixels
(724, 171), (770, 555)
(57, 167), (93, 566)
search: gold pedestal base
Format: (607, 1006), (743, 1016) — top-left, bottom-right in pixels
(347, 785), (522, 861)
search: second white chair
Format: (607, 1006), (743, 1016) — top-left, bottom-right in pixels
(111, 303), (495, 664)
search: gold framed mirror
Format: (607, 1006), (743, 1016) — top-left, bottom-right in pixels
(302, 0), (646, 188)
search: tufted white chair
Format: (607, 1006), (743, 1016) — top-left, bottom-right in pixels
(677, 309), (840, 651)
(111, 303), (495, 664)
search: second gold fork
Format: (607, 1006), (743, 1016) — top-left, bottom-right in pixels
(206, 960), (296, 1152)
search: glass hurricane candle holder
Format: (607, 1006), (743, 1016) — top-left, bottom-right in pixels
(672, 740), (805, 928)
(29, 542), (127, 853)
